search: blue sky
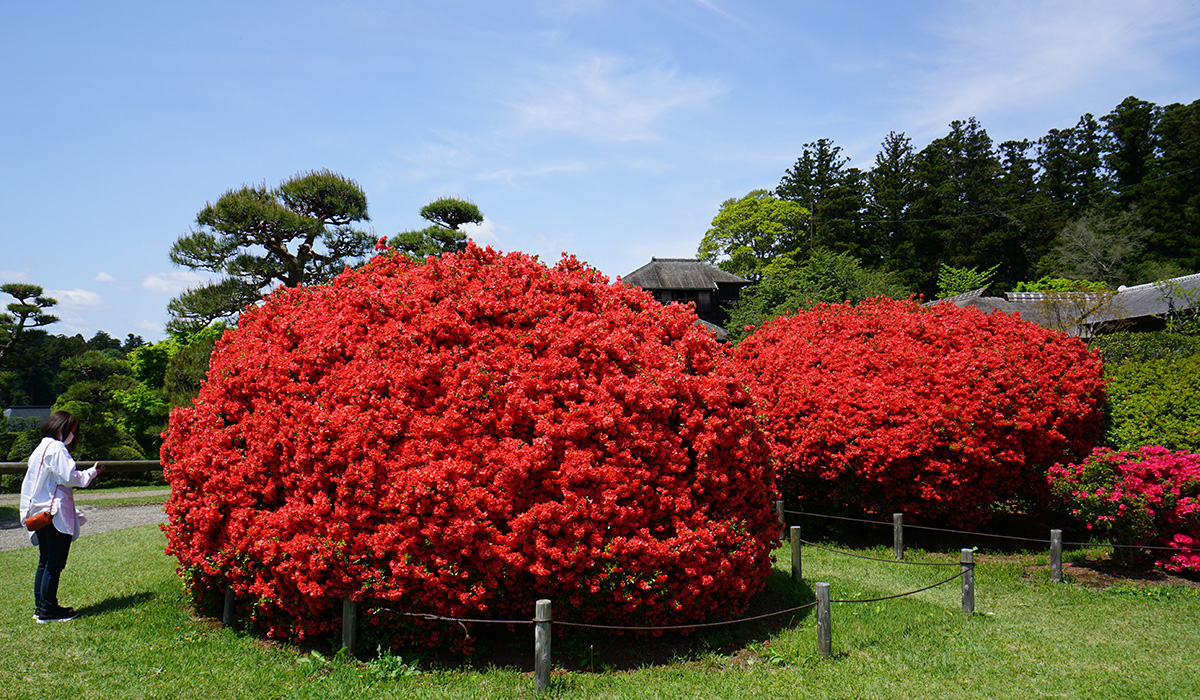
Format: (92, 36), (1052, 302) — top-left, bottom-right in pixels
(2, 0), (1198, 342)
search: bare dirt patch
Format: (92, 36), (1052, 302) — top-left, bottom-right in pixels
(992, 552), (1200, 589)
(1060, 559), (1200, 589)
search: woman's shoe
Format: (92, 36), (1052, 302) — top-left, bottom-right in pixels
(35, 607), (79, 623)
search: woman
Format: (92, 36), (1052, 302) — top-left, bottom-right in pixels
(19, 411), (102, 623)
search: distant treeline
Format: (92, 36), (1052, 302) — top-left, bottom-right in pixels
(749, 95), (1200, 297)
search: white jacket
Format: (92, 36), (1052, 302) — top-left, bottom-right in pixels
(19, 437), (99, 544)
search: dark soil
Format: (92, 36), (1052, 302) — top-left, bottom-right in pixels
(1056, 558), (1200, 589)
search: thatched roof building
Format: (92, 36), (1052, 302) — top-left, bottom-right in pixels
(622, 258), (749, 340)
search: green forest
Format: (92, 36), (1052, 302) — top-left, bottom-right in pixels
(699, 95), (1200, 330)
(0, 324), (222, 471)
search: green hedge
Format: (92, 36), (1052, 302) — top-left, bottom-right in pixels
(1106, 354), (1200, 452)
(1092, 331), (1200, 365)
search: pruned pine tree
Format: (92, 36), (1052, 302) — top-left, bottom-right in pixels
(167, 170), (372, 335)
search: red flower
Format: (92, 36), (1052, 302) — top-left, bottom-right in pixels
(162, 244), (777, 646)
(732, 297), (1105, 527)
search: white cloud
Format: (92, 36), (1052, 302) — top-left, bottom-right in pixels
(379, 53), (726, 193)
(141, 270), (213, 295)
(905, 0), (1200, 135)
(461, 218), (503, 248)
(0, 270), (29, 283)
(531, 0), (606, 19)
(689, 0), (746, 29)
(137, 318), (165, 338)
(476, 161), (591, 186)
(93, 272), (118, 283)
(46, 288), (104, 309)
(509, 55), (728, 142)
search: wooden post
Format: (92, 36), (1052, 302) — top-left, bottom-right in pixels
(535, 599), (552, 694)
(223, 588), (235, 625)
(961, 549), (975, 615)
(776, 499), (786, 541)
(790, 525), (803, 584)
(1050, 529), (1063, 583)
(893, 513), (904, 560)
(342, 597), (358, 657)
(816, 582), (832, 658)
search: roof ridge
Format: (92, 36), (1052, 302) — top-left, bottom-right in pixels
(1118, 272), (1200, 292)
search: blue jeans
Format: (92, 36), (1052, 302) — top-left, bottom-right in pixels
(34, 526), (72, 616)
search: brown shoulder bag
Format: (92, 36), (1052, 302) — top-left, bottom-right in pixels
(23, 450), (55, 531)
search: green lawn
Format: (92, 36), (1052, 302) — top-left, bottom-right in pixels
(1, 526), (1198, 699)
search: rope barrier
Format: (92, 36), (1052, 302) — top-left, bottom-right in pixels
(372, 607), (532, 626)
(333, 528), (982, 679)
(363, 576), (971, 634)
(367, 601), (821, 633)
(355, 510), (1185, 639)
(328, 499), (1188, 683)
(554, 602), (819, 631)
(786, 508), (1049, 544)
(362, 569), (971, 635)
(831, 568), (971, 604)
(361, 559), (973, 635)
(786, 508), (1200, 553)
(785, 509), (892, 527)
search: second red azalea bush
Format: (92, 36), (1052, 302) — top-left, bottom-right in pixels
(1048, 446), (1200, 571)
(161, 244), (776, 647)
(732, 297), (1105, 526)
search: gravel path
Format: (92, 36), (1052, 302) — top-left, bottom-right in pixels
(0, 490), (169, 552)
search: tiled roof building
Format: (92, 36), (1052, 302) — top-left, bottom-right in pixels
(931, 273), (1200, 337)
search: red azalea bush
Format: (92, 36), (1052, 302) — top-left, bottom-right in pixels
(1048, 446), (1200, 571)
(731, 297), (1105, 527)
(161, 244), (776, 647)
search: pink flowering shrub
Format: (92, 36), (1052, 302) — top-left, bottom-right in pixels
(1048, 445), (1200, 571)
(732, 297), (1106, 527)
(161, 244), (777, 647)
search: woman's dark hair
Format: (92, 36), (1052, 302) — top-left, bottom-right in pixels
(41, 411), (80, 442)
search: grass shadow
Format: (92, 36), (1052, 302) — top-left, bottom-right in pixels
(78, 591), (156, 618)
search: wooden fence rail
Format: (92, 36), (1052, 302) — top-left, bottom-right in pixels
(0, 460), (161, 475)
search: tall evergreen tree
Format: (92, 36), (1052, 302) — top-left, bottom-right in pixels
(776, 139), (871, 259)
(993, 138), (1058, 286)
(0, 284), (59, 408)
(865, 131), (917, 268)
(1142, 99), (1200, 274)
(1037, 114), (1107, 218)
(1103, 96), (1162, 197)
(719, 95), (1198, 303)
(902, 118), (1003, 295)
